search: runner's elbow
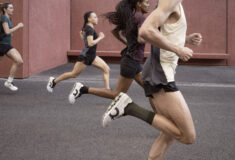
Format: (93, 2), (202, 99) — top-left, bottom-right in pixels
(88, 42), (95, 47)
(139, 26), (153, 40)
(4, 30), (11, 35)
(139, 27), (147, 39)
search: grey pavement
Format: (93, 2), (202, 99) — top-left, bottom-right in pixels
(0, 63), (235, 160)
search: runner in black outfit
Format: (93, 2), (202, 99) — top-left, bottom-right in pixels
(68, 0), (152, 105)
(47, 11), (110, 93)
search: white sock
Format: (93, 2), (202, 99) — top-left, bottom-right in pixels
(7, 76), (14, 83)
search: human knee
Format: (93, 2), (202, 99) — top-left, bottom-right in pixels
(103, 67), (110, 74)
(71, 72), (79, 78)
(148, 152), (161, 160)
(186, 132), (196, 144)
(16, 59), (23, 66)
(182, 131), (196, 144)
(103, 66), (110, 74)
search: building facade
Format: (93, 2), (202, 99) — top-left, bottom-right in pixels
(0, 0), (234, 78)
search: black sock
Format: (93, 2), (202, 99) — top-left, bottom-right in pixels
(124, 102), (155, 125)
(52, 79), (56, 88)
(80, 86), (89, 94)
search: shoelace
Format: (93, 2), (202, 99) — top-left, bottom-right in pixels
(106, 93), (122, 112)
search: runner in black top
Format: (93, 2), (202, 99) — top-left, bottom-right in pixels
(47, 11), (110, 93)
(68, 0), (153, 105)
(0, 3), (24, 91)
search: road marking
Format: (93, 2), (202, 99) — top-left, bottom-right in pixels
(1, 77), (235, 88)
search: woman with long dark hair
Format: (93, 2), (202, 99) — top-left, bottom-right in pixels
(68, 0), (150, 104)
(0, 3), (24, 91)
(102, 0), (203, 159)
(47, 11), (110, 93)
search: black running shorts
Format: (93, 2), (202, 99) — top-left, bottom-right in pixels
(0, 44), (13, 57)
(143, 81), (179, 98)
(77, 54), (96, 66)
(120, 55), (142, 79)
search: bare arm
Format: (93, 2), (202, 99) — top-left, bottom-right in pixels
(87, 32), (105, 47)
(111, 28), (127, 45)
(139, 0), (193, 61)
(79, 31), (84, 40)
(137, 27), (146, 44)
(2, 22), (23, 35)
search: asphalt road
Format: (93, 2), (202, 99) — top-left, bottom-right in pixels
(0, 63), (235, 160)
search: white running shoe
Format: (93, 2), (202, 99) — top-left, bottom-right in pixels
(102, 92), (132, 128)
(68, 82), (84, 104)
(4, 81), (18, 91)
(47, 77), (55, 93)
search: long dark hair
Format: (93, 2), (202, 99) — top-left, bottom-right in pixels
(82, 11), (94, 31)
(0, 3), (11, 15)
(103, 0), (143, 33)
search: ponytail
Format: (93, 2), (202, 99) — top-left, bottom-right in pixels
(82, 11), (94, 31)
(103, 0), (143, 32)
(0, 2), (11, 15)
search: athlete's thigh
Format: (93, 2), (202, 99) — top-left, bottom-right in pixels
(114, 75), (134, 93)
(134, 72), (144, 87)
(72, 61), (87, 74)
(152, 90), (195, 134)
(92, 56), (109, 71)
(6, 48), (23, 63)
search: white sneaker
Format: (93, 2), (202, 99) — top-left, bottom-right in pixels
(47, 77), (55, 93)
(68, 82), (84, 104)
(4, 81), (18, 91)
(102, 92), (132, 128)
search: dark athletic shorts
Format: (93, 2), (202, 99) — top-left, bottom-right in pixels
(77, 54), (96, 66)
(143, 81), (179, 98)
(0, 44), (13, 57)
(120, 55), (142, 79)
